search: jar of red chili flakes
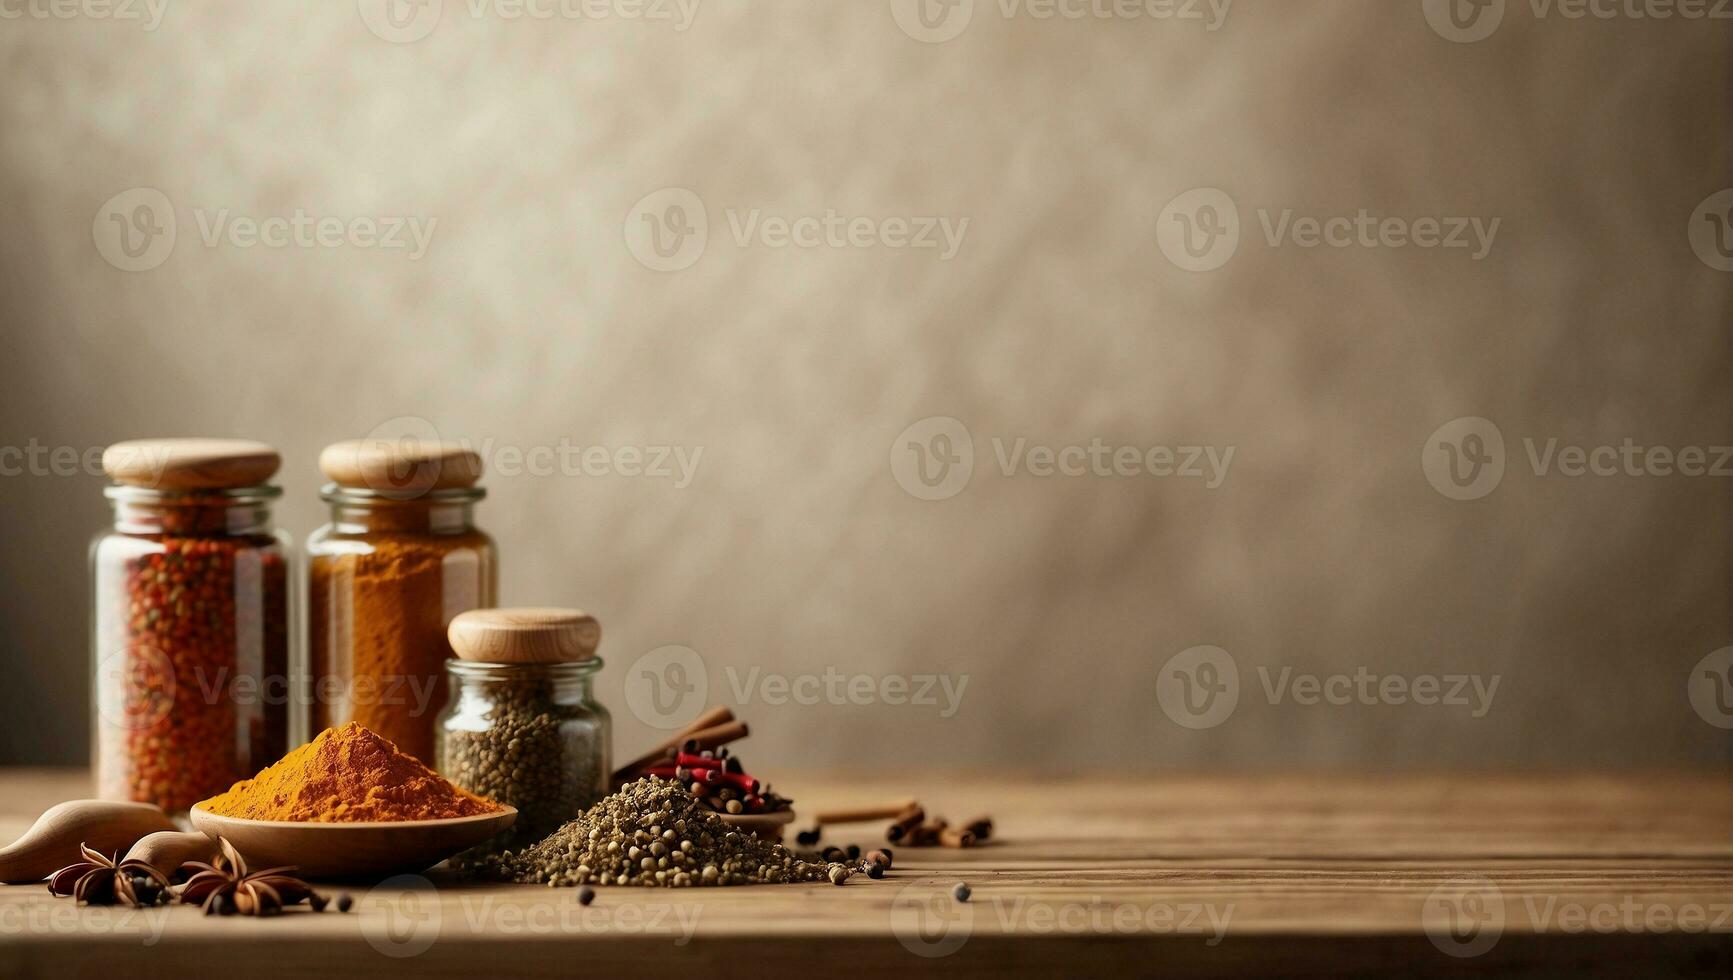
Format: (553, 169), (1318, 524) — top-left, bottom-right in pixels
(92, 439), (291, 812)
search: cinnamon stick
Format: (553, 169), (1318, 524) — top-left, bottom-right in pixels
(815, 801), (919, 825)
(885, 803), (926, 842)
(679, 720), (749, 753)
(939, 825), (977, 848)
(611, 706), (736, 782)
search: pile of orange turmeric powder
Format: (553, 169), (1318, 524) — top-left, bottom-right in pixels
(199, 722), (502, 822)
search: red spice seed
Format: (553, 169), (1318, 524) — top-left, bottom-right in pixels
(96, 497), (288, 811)
(711, 771), (760, 795)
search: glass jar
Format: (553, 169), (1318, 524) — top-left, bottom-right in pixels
(438, 661), (610, 845)
(306, 441), (497, 763)
(91, 440), (291, 812)
(438, 608), (610, 848)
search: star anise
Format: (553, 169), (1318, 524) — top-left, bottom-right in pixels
(177, 837), (326, 917)
(45, 843), (171, 907)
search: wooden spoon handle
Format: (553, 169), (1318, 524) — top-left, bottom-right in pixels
(0, 800), (175, 883)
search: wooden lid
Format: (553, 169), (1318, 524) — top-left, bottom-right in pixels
(319, 438), (483, 494)
(448, 608), (602, 664)
(102, 438), (281, 490)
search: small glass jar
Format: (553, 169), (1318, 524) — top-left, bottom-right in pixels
(91, 440), (291, 812)
(306, 440), (497, 763)
(437, 610), (610, 847)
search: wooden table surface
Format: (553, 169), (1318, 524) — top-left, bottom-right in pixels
(0, 770), (1729, 978)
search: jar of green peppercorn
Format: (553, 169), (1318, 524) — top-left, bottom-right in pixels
(438, 608), (611, 847)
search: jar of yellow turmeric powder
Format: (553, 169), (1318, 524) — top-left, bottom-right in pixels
(306, 439), (497, 764)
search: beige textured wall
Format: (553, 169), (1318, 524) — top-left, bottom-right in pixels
(0, 1), (1728, 770)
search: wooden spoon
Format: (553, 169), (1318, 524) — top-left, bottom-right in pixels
(188, 805), (517, 879)
(0, 800), (176, 883)
(125, 831), (219, 875)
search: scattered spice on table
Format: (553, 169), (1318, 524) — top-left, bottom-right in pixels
(198, 722), (502, 822)
(862, 849), (892, 878)
(45, 844), (171, 907)
(179, 838), (326, 917)
(804, 800), (992, 850)
(45, 833), (349, 920)
(497, 778), (835, 887)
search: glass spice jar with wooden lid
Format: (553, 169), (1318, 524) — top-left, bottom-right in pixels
(437, 608), (611, 849)
(91, 438), (292, 812)
(306, 438), (497, 764)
